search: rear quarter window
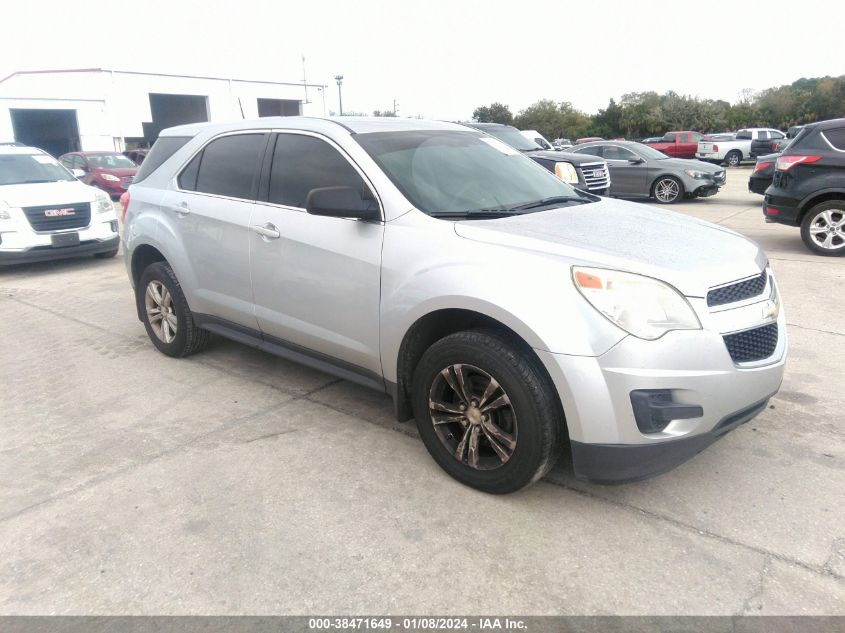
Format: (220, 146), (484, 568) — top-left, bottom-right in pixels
(822, 128), (845, 151)
(132, 136), (192, 183)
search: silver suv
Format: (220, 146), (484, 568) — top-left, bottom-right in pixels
(123, 117), (786, 493)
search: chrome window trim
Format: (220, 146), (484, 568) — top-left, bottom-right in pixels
(820, 131), (845, 153)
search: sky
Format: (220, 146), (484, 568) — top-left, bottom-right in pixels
(2, 0), (844, 120)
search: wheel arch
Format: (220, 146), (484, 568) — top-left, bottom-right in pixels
(391, 308), (566, 437)
(130, 243), (168, 320)
(798, 190), (845, 221)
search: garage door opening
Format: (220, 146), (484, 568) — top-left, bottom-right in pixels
(10, 109), (80, 157)
(257, 98), (301, 117)
(141, 93), (209, 145)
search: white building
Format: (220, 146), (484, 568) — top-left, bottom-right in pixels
(0, 68), (327, 156)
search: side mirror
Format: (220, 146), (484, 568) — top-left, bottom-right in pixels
(72, 168), (85, 178)
(628, 157), (645, 164)
(305, 186), (380, 221)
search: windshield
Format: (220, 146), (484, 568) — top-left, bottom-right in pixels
(0, 153), (75, 185)
(87, 154), (137, 169)
(476, 126), (542, 152)
(631, 143), (670, 160)
(355, 130), (586, 217)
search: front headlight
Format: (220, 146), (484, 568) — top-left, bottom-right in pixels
(101, 173), (120, 182)
(683, 169), (709, 179)
(572, 266), (701, 340)
(554, 162), (579, 184)
(95, 191), (113, 214)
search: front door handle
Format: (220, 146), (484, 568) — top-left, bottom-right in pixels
(250, 222), (281, 240)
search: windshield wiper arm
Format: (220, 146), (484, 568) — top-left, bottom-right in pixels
(511, 195), (588, 211)
(433, 209), (523, 219)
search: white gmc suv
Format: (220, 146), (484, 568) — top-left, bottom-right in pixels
(0, 145), (120, 265)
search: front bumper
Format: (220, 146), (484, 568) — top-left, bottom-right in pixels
(536, 280), (787, 483)
(691, 183), (721, 198)
(0, 212), (120, 265)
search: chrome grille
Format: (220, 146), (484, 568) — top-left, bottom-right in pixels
(578, 161), (611, 192)
(22, 202), (91, 232)
(707, 272), (767, 307)
(723, 323), (779, 363)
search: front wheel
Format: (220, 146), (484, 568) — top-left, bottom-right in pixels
(652, 176), (683, 204)
(800, 202), (845, 256)
(137, 261), (210, 357)
(412, 330), (562, 494)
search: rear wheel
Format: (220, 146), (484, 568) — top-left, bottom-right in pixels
(138, 261), (210, 357)
(652, 176), (683, 204)
(412, 329), (562, 494)
(725, 150), (742, 167)
(800, 201), (845, 256)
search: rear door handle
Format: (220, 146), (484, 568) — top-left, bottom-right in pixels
(169, 201), (190, 216)
(250, 222), (281, 240)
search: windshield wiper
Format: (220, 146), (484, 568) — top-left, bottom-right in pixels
(432, 209), (524, 219)
(511, 195), (588, 210)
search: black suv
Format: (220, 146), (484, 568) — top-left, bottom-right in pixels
(462, 122), (611, 196)
(764, 118), (845, 255)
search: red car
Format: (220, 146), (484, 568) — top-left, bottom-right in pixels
(644, 131), (702, 159)
(59, 151), (138, 198)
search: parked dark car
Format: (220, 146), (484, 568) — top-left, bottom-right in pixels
(575, 136), (604, 144)
(764, 118), (845, 255)
(463, 123), (611, 195)
(750, 129), (789, 158)
(123, 149), (149, 165)
(568, 140), (725, 203)
(58, 151), (138, 198)
(749, 153), (779, 195)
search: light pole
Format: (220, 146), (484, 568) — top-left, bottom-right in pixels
(334, 75), (344, 116)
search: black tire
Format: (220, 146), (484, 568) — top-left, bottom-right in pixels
(800, 201), (845, 256)
(725, 151), (742, 167)
(137, 261), (210, 357)
(651, 175), (684, 204)
(94, 248), (119, 259)
(411, 329), (562, 494)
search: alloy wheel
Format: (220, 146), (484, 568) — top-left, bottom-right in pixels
(145, 280), (178, 343)
(428, 364), (517, 470)
(654, 178), (680, 203)
(808, 208), (845, 252)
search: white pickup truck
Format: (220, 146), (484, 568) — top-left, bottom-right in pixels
(696, 128), (786, 167)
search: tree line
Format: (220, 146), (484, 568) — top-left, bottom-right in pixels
(472, 75), (845, 140)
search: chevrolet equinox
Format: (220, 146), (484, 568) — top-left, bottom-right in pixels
(122, 117), (786, 493)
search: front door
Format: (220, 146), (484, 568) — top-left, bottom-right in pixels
(602, 145), (647, 197)
(249, 131), (384, 379)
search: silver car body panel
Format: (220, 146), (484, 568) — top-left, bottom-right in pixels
(124, 116), (785, 458)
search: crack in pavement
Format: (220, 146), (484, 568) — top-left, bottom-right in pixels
(739, 555), (771, 615)
(542, 477), (845, 584)
(787, 322), (845, 337)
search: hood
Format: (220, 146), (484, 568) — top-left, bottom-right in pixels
(529, 150), (603, 166)
(453, 198), (766, 297)
(656, 157), (724, 173)
(0, 180), (99, 207)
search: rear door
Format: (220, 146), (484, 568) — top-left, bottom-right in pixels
(249, 131), (384, 379)
(159, 132), (267, 328)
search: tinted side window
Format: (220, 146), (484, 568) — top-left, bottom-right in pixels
(823, 128), (845, 151)
(133, 136), (192, 183)
(268, 134), (365, 208)
(757, 131), (770, 140)
(602, 146), (635, 160)
(679, 134), (690, 143)
(575, 146), (603, 157)
(736, 130), (752, 140)
(770, 131), (784, 139)
(194, 134), (265, 199)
